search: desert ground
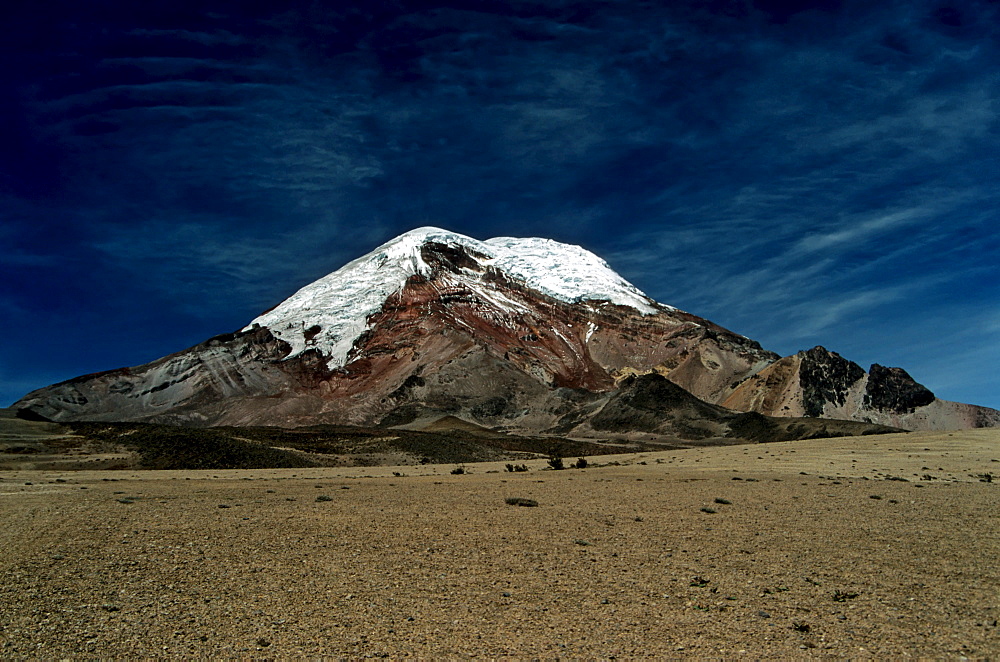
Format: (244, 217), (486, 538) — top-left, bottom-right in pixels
(1, 429), (998, 658)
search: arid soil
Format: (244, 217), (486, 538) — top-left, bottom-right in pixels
(1, 430), (998, 658)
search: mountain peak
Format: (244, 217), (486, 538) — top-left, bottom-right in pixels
(377, 227), (476, 265)
(391, 225), (467, 244)
(245, 227), (664, 366)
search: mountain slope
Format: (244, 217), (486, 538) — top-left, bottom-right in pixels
(564, 373), (897, 443)
(723, 346), (1000, 431)
(14, 228), (999, 432)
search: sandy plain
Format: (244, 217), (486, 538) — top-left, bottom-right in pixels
(1, 429), (998, 659)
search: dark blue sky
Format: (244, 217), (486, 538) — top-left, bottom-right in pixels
(3, 0), (999, 410)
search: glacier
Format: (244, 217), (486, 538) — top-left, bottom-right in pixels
(245, 227), (666, 367)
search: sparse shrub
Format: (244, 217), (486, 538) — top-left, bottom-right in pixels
(504, 497), (538, 507)
(700, 507), (716, 514)
(832, 590), (859, 602)
(66, 421), (317, 470)
(714, 497), (731, 505)
(451, 466), (465, 475)
(315, 495), (333, 502)
(547, 455), (565, 470)
(690, 576), (710, 587)
(505, 463), (529, 473)
(573, 457), (588, 469)
(792, 621), (811, 633)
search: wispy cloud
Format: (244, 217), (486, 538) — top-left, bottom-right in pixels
(786, 207), (936, 258)
(125, 28), (249, 47)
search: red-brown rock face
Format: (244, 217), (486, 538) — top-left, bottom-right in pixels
(267, 251), (779, 428)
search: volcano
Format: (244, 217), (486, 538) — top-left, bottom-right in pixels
(15, 228), (999, 436)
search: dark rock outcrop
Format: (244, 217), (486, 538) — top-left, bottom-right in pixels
(864, 364), (935, 413)
(799, 347), (866, 418)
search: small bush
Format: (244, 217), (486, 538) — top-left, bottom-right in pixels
(700, 507), (717, 514)
(505, 463), (529, 472)
(714, 497), (731, 505)
(504, 497), (538, 507)
(451, 466), (466, 475)
(315, 495), (333, 502)
(547, 456), (565, 470)
(573, 457), (588, 469)
(832, 590), (859, 602)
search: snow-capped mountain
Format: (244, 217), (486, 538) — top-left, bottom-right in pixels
(247, 227), (662, 365)
(14, 228), (1000, 434)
